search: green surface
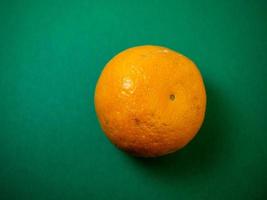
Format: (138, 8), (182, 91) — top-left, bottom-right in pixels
(0, 0), (267, 199)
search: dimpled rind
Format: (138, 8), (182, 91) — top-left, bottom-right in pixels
(94, 45), (206, 157)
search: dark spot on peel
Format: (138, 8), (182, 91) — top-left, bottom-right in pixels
(134, 118), (140, 125)
(169, 94), (175, 101)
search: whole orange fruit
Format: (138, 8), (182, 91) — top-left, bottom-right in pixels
(95, 45), (206, 157)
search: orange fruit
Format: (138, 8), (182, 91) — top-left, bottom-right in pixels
(94, 45), (206, 157)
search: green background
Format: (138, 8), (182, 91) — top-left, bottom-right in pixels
(0, 0), (267, 199)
